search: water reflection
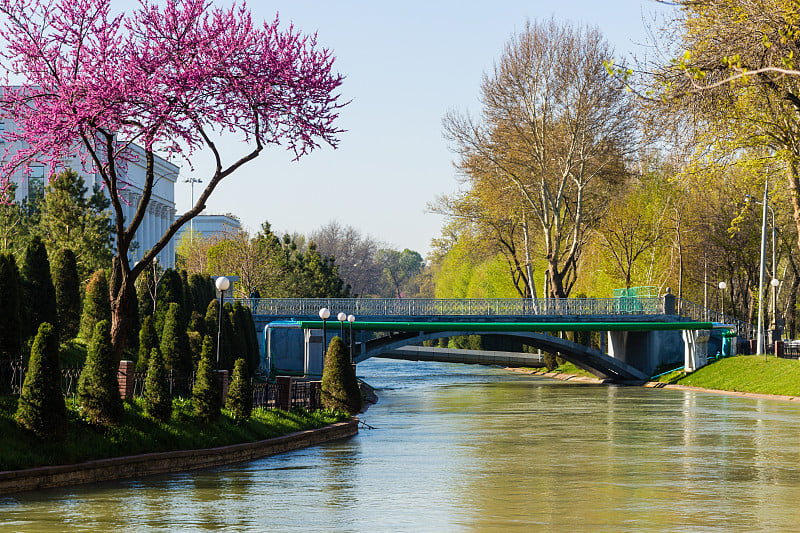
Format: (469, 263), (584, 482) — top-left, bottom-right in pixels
(3, 360), (800, 531)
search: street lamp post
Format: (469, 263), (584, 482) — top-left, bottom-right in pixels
(347, 314), (355, 363)
(746, 184), (774, 356)
(718, 281), (727, 318)
(214, 276), (230, 367)
(337, 312), (347, 338)
(184, 177), (202, 244)
(319, 307), (330, 357)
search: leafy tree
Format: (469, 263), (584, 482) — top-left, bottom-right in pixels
(144, 347), (172, 422)
(51, 248), (81, 341)
(225, 358), (252, 424)
(79, 270), (111, 342)
(443, 19), (633, 298)
(137, 316), (159, 372)
(376, 248), (424, 298)
(229, 302), (250, 369)
(0, 0), (344, 361)
(21, 235), (58, 341)
(0, 183), (31, 258)
(77, 320), (123, 426)
(321, 336), (361, 415)
(242, 305), (261, 374)
(0, 253), (23, 360)
(188, 273), (215, 315)
(15, 322), (66, 439)
(207, 225), (286, 298)
(37, 169), (113, 281)
(160, 302), (192, 376)
(193, 336), (220, 422)
(309, 220), (384, 296)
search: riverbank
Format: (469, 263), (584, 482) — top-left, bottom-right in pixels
(515, 355), (800, 403)
(0, 419), (358, 495)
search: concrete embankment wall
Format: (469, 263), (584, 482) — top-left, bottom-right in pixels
(0, 420), (358, 496)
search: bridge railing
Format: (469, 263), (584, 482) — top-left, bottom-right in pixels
(675, 298), (753, 338)
(238, 297), (665, 317)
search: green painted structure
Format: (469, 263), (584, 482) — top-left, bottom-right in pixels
(298, 320), (719, 333)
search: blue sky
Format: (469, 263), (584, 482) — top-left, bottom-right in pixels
(141, 1), (673, 256)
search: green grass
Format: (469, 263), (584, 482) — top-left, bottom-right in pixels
(653, 355), (800, 397)
(0, 396), (348, 471)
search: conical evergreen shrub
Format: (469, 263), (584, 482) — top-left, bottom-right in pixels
(242, 306), (260, 374)
(193, 336), (220, 422)
(144, 347), (172, 422)
(160, 302), (192, 376)
(321, 336), (361, 415)
(21, 236), (58, 341)
(77, 320), (123, 425)
(51, 248), (81, 341)
(225, 358), (252, 424)
(137, 316), (159, 372)
(79, 269), (111, 341)
(0, 253), (23, 361)
(15, 323), (67, 439)
(154, 268), (184, 334)
(229, 302), (249, 367)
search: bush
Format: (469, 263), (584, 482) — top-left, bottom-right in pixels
(225, 358), (252, 424)
(160, 302), (192, 376)
(77, 320), (123, 426)
(154, 268), (184, 334)
(15, 323), (67, 439)
(144, 348), (172, 422)
(0, 253), (23, 361)
(321, 336), (361, 415)
(192, 336), (220, 422)
(21, 236), (58, 341)
(51, 248), (81, 341)
(137, 316), (159, 372)
(79, 269), (110, 341)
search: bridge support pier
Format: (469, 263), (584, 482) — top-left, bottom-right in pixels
(607, 330), (684, 377)
(683, 330), (711, 372)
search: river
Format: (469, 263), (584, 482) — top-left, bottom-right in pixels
(3, 359), (800, 532)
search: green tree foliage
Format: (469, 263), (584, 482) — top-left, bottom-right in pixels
(136, 266), (156, 322)
(15, 323), (67, 438)
(137, 316), (159, 372)
(193, 336), (220, 422)
(321, 336), (361, 415)
(50, 248), (81, 341)
(242, 305), (260, 373)
(376, 248), (424, 298)
(0, 184), (32, 258)
(143, 347), (172, 422)
(37, 169), (113, 281)
(77, 320), (123, 426)
(220, 302), (236, 371)
(79, 269), (111, 341)
(160, 302), (192, 376)
(0, 253), (23, 360)
(188, 273), (215, 315)
(225, 358), (252, 424)
(154, 268), (185, 334)
(229, 302), (249, 369)
(21, 235), (58, 341)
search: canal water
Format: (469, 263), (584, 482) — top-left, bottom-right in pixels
(3, 359), (800, 532)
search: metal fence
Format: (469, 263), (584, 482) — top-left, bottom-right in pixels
(240, 297), (665, 318)
(675, 298), (753, 338)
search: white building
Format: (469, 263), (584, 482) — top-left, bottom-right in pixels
(174, 213), (241, 243)
(0, 116), (178, 268)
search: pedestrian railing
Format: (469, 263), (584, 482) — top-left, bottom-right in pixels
(674, 298), (753, 337)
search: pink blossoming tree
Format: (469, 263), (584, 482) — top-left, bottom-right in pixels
(0, 0), (344, 359)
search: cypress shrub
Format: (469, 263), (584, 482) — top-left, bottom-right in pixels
(79, 269), (111, 341)
(50, 248), (81, 342)
(77, 320), (123, 426)
(220, 302), (235, 371)
(242, 306), (260, 374)
(193, 336), (220, 422)
(143, 347), (172, 422)
(230, 302), (249, 367)
(204, 299), (219, 345)
(225, 358), (252, 424)
(137, 316), (159, 372)
(127, 283), (140, 354)
(21, 236), (58, 341)
(189, 273), (213, 315)
(154, 268), (184, 334)
(137, 267), (155, 322)
(0, 253), (23, 361)
(188, 310), (206, 338)
(15, 323), (67, 439)
(160, 302), (192, 376)
(187, 331), (202, 370)
(321, 336), (361, 415)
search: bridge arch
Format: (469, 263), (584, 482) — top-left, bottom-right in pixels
(356, 330), (649, 383)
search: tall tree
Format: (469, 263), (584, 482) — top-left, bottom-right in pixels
(37, 169), (113, 281)
(376, 248), (424, 298)
(15, 323), (66, 438)
(0, 0), (344, 360)
(310, 221), (384, 296)
(79, 270), (111, 342)
(21, 235), (58, 341)
(0, 253), (23, 360)
(443, 19), (634, 297)
(51, 248), (81, 341)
